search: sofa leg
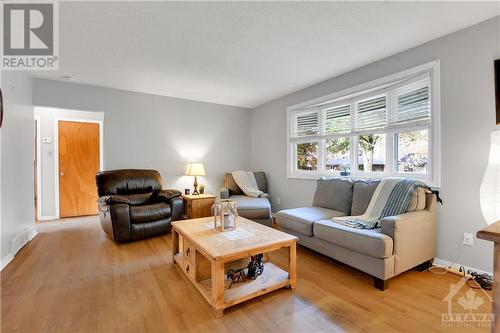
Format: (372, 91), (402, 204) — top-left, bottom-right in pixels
(414, 259), (434, 272)
(373, 277), (389, 291)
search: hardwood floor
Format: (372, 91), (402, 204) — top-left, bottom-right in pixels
(1, 217), (492, 333)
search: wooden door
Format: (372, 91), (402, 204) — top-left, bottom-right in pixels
(59, 121), (100, 218)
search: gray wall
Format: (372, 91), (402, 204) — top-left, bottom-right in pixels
(1, 72), (36, 261)
(33, 79), (251, 206)
(250, 16), (500, 272)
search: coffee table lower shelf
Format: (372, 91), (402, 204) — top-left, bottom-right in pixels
(173, 252), (292, 315)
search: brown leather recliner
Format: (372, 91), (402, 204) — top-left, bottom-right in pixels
(95, 169), (183, 242)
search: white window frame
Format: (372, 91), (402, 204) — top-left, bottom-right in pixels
(286, 60), (441, 187)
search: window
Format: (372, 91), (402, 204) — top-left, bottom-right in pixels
(287, 61), (440, 186)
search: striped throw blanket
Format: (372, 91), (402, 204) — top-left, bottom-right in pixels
(332, 178), (429, 229)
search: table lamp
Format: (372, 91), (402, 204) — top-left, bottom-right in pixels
(186, 162), (206, 195)
(480, 130), (500, 224)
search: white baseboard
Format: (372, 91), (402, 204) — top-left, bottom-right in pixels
(434, 257), (492, 276)
(1, 227), (38, 271)
(37, 215), (58, 221)
(0, 253), (14, 271)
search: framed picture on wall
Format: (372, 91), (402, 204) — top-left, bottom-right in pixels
(496, 59), (500, 124)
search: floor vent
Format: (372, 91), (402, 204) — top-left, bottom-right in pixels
(10, 228), (33, 256)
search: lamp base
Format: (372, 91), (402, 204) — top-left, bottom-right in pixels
(193, 175), (199, 195)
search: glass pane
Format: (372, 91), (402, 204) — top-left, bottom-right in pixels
(325, 137), (350, 174)
(356, 96), (387, 131)
(296, 142), (318, 171)
(396, 130), (429, 173)
(358, 134), (386, 172)
(295, 112), (319, 137)
(325, 105), (350, 134)
(397, 83), (430, 124)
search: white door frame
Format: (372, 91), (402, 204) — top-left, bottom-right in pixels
(34, 115), (43, 221)
(54, 117), (104, 219)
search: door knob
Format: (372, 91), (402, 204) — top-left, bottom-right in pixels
(60, 172), (64, 176)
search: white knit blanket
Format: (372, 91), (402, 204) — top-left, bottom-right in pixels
(231, 170), (269, 198)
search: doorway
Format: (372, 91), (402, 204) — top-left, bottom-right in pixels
(34, 108), (104, 221)
(56, 120), (102, 218)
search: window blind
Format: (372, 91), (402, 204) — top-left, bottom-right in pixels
(356, 96), (387, 131)
(396, 85), (430, 125)
(294, 111), (319, 137)
(325, 105), (350, 135)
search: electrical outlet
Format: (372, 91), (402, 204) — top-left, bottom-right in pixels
(463, 233), (474, 246)
(276, 197), (281, 205)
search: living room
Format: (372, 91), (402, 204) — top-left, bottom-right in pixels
(1, 1), (500, 332)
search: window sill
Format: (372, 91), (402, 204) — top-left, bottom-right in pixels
(287, 172), (440, 188)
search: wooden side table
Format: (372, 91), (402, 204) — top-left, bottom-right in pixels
(182, 194), (216, 219)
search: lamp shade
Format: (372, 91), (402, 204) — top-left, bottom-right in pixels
(480, 130), (500, 225)
(185, 162), (206, 176)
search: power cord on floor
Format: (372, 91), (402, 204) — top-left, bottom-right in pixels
(466, 270), (493, 290)
(427, 239), (493, 291)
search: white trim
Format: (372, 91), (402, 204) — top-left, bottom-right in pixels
(288, 61), (439, 111)
(434, 257), (491, 276)
(1, 228), (38, 271)
(1, 254), (14, 271)
(54, 116), (104, 219)
(287, 60), (441, 187)
(34, 115), (43, 221)
(36, 215), (58, 221)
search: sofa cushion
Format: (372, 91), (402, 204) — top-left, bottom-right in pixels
(313, 220), (393, 259)
(312, 177), (353, 214)
(406, 187), (427, 212)
(129, 203), (171, 224)
(276, 206), (346, 236)
(128, 193), (154, 205)
(230, 195), (271, 219)
(351, 179), (380, 215)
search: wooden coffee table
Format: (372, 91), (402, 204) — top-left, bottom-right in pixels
(171, 216), (297, 317)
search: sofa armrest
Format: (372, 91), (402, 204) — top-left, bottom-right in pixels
(98, 195), (130, 205)
(220, 186), (230, 199)
(381, 210), (436, 275)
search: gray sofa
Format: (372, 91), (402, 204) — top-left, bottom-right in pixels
(276, 177), (437, 290)
(220, 172), (272, 226)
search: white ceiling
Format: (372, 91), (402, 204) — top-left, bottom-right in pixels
(32, 1), (500, 108)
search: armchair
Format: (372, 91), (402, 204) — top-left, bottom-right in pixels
(220, 172), (272, 226)
(96, 169), (183, 242)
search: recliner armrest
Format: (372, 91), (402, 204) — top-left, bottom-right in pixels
(220, 187), (229, 199)
(157, 189), (182, 201)
(170, 196), (183, 221)
(157, 189), (183, 221)
(98, 195), (130, 205)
